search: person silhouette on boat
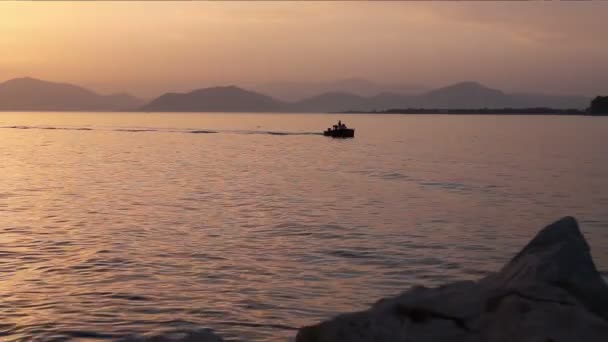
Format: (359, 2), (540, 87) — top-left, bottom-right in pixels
(324, 120), (354, 137)
(330, 120), (347, 132)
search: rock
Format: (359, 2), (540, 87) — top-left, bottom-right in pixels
(118, 328), (224, 342)
(485, 216), (608, 320)
(296, 217), (608, 342)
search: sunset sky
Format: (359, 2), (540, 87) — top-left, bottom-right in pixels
(1, 1), (606, 97)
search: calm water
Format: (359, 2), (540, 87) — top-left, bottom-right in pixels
(1, 112), (607, 341)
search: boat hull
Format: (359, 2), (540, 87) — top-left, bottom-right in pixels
(323, 128), (355, 138)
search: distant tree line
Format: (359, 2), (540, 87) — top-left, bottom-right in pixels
(341, 108), (585, 115)
(588, 96), (608, 116)
(339, 97), (608, 116)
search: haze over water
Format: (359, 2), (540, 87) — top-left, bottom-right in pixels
(1, 112), (607, 341)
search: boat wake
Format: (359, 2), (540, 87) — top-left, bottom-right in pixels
(0, 125), (323, 136)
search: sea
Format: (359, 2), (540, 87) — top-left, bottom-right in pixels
(1, 112), (607, 341)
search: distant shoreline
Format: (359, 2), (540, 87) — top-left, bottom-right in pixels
(337, 108), (594, 115)
(1, 109), (607, 116)
(0, 109), (597, 115)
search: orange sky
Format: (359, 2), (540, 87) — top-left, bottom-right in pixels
(1, 1), (606, 97)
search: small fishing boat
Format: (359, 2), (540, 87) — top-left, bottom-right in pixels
(323, 127), (355, 138)
(323, 121), (355, 138)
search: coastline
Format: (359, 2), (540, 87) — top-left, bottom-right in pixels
(337, 108), (590, 115)
(0, 109), (602, 116)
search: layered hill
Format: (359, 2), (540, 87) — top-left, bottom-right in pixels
(254, 78), (428, 102)
(142, 81), (589, 112)
(290, 82), (590, 112)
(140, 86), (286, 112)
(0, 77), (590, 112)
(0, 77), (143, 111)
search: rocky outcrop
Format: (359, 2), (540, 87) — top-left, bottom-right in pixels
(296, 217), (608, 342)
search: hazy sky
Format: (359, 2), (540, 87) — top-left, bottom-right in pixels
(1, 1), (607, 97)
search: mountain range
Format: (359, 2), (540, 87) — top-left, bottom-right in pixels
(252, 78), (429, 101)
(143, 81), (590, 112)
(0, 77), (591, 112)
(140, 86), (284, 112)
(0, 77), (144, 111)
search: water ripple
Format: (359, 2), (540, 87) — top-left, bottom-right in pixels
(0, 113), (606, 341)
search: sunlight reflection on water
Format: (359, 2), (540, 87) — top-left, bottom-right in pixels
(1, 112), (607, 341)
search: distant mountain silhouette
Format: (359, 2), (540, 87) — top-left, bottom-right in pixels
(415, 81), (506, 108)
(254, 78), (428, 101)
(102, 93), (146, 111)
(0, 77), (144, 111)
(505, 92), (592, 110)
(1, 77), (589, 113)
(140, 86), (286, 112)
(290, 92), (370, 112)
(289, 81), (590, 111)
(141, 82), (589, 113)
